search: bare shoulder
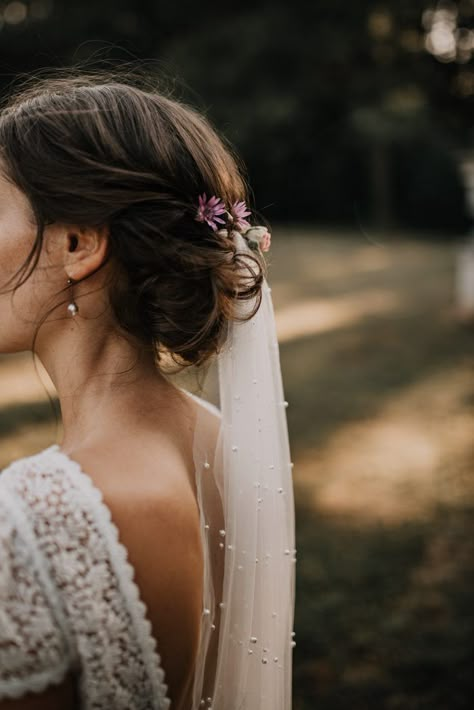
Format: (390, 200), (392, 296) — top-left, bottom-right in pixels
(178, 387), (222, 455)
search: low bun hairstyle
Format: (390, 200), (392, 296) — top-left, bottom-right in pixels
(0, 67), (267, 371)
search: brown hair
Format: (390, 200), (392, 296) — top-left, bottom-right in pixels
(0, 66), (267, 375)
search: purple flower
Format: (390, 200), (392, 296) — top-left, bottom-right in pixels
(195, 193), (227, 231)
(230, 200), (252, 231)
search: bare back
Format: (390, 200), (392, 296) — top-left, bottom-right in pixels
(63, 388), (220, 710)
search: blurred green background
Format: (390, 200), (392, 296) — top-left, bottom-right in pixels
(0, 0), (472, 232)
(0, 1), (473, 708)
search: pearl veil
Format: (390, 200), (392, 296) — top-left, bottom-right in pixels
(186, 230), (296, 709)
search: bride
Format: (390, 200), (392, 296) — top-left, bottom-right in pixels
(0, 69), (296, 710)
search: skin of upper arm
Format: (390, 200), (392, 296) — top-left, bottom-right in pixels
(0, 669), (78, 710)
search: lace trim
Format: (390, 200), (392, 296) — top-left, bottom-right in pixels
(39, 444), (172, 710)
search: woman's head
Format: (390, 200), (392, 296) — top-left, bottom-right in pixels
(0, 69), (266, 371)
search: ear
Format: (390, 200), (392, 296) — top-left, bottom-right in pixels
(63, 223), (110, 281)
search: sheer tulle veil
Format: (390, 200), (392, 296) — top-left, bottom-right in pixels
(185, 230), (296, 709)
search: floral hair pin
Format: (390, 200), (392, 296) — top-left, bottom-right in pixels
(195, 193), (271, 253)
(196, 193), (227, 231)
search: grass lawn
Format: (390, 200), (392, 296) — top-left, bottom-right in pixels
(270, 227), (474, 710)
(1, 225), (473, 708)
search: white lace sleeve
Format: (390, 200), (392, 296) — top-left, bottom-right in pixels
(0, 490), (73, 700)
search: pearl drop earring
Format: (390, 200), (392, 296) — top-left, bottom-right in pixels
(67, 277), (78, 317)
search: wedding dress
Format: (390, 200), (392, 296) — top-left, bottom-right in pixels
(0, 439), (174, 708)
